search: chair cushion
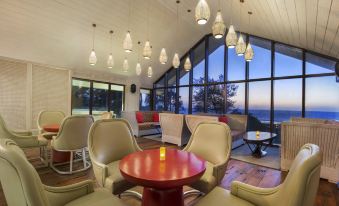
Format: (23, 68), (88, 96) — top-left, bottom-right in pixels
(195, 187), (254, 206)
(135, 112), (144, 123)
(218, 116), (229, 124)
(190, 161), (217, 194)
(138, 122), (155, 131)
(65, 188), (127, 206)
(105, 161), (135, 195)
(231, 130), (245, 141)
(153, 112), (160, 122)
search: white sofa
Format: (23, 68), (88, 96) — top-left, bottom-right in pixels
(281, 117), (339, 183)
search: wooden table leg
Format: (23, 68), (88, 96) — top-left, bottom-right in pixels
(142, 187), (184, 206)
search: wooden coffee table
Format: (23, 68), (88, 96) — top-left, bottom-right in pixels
(243, 131), (277, 158)
(119, 148), (206, 206)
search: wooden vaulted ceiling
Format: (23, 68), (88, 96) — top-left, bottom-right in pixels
(0, 0), (338, 87)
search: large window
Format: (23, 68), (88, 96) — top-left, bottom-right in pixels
(72, 79), (90, 115)
(71, 78), (125, 117)
(154, 89), (165, 111)
(153, 32), (339, 144)
(139, 89), (151, 111)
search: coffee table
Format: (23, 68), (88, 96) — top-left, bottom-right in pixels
(243, 131), (277, 158)
(119, 148), (206, 206)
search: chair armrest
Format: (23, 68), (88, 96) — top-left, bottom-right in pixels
(44, 180), (95, 206)
(230, 181), (279, 206)
(213, 157), (230, 184)
(11, 130), (33, 136)
(91, 159), (108, 187)
(9, 133), (40, 148)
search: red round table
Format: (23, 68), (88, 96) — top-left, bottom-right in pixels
(43, 124), (70, 163)
(119, 148), (206, 206)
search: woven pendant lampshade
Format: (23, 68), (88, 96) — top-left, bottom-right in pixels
(136, 63), (142, 76)
(172, 53), (180, 68)
(195, 0), (210, 25)
(212, 11), (226, 39)
(89, 50), (97, 66)
(123, 58), (129, 72)
(184, 57), (192, 71)
(143, 41), (152, 59)
(236, 34), (246, 56)
(226, 25), (237, 48)
(244, 43), (254, 62)
(107, 54), (114, 68)
(123, 31), (133, 52)
(159, 48), (168, 64)
(147, 66), (153, 77)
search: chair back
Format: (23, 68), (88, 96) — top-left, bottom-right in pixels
(0, 115), (12, 139)
(88, 119), (141, 165)
(37, 110), (65, 132)
(100, 112), (113, 120)
(0, 139), (49, 206)
(279, 144), (322, 206)
(185, 115), (219, 133)
(53, 115), (94, 151)
(185, 121), (232, 169)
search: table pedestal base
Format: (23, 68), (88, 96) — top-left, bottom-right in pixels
(253, 146), (267, 158)
(142, 187), (184, 206)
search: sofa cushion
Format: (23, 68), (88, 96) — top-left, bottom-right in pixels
(218, 116), (229, 124)
(138, 122), (155, 131)
(136, 112), (144, 123)
(231, 130), (245, 141)
(153, 112), (159, 122)
(143, 111), (154, 122)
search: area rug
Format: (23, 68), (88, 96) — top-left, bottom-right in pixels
(142, 134), (162, 142)
(231, 144), (281, 170)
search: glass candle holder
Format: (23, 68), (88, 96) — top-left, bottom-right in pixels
(256, 131), (260, 139)
(160, 146), (166, 161)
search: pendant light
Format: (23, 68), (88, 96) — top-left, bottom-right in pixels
(245, 11), (254, 61)
(236, 0), (246, 56)
(212, 0), (226, 39)
(123, 0), (133, 52)
(89, 23), (97, 66)
(123, 58), (129, 72)
(172, 1), (181, 69)
(143, 0), (152, 59)
(195, 0), (210, 25)
(147, 66), (153, 77)
(226, 0), (237, 48)
(107, 30), (114, 69)
(136, 41), (142, 75)
(159, 48), (168, 64)
(184, 56), (192, 71)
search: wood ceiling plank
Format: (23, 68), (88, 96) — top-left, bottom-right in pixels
(314, 0), (333, 50)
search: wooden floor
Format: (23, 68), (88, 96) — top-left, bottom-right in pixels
(0, 137), (337, 206)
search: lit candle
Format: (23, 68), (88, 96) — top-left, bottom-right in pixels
(160, 146), (166, 161)
(256, 131), (260, 139)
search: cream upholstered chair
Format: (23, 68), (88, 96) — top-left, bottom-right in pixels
(183, 121), (232, 195)
(88, 119), (142, 197)
(37, 110), (65, 139)
(196, 144), (322, 206)
(100, 112), (113, 119)
(50, 115), (94, 174)
(0, 114), (48, 165)
(0, 139), (127, 206)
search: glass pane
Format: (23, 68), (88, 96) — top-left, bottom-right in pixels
(155, 89), (165, 111)
(179, 57), (189, 85)
(92, 82), (109, 119)
(193, 41), (205, 84)
(110, 84), (124, 117)
(248, 81), (271, 132)
(208, 36), (224, 83)
(139, 89), (151, 111)
(226, 83), (245, 114)
(274, 79), (302, 144)
(178, 87), (189, 114)
(166, 88), (176, 112)
(155, 76), (165, 88)
(72, 79), (90, 115)
(227, 35), (247, 81)
(306, 53), (336, 74)
(167, 69), (176, 87)
(207, 84), (225, 114)
(275, 43), (302, 77)
(306, 76), (339, 120)
(249, 37), (271, 79)
(192, 86), (205, 114)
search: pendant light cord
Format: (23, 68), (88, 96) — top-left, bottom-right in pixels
(92, 24), (96, 50)
(147, 0), (150, 40)
(230, 0), (233, 25)
(128, 0), (131, 30)
(110, 31), (113, 54)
